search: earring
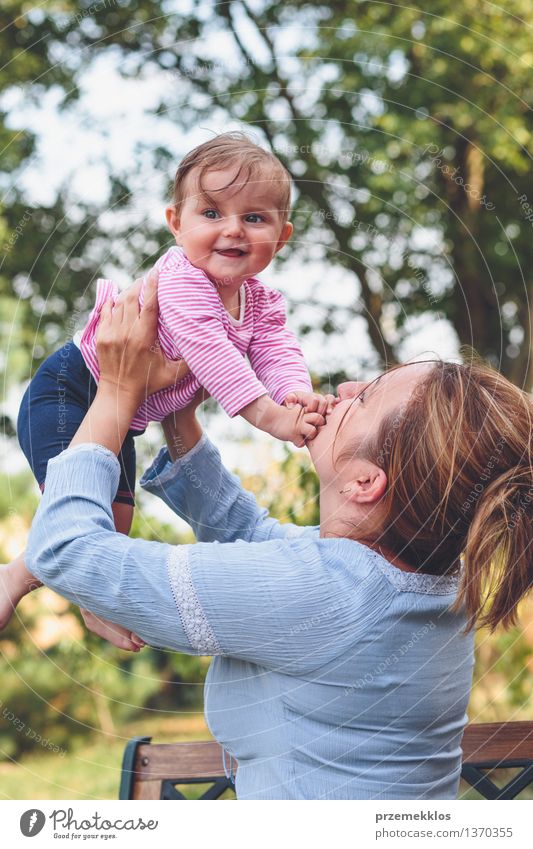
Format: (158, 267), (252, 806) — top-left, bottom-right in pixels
(339, 487), (352, 494)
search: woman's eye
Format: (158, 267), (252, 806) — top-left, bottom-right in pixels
(202, 209), (220, 219)
(245, 213), (264, 223)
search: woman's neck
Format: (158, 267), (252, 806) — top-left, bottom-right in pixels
(319, 485), (418, 573)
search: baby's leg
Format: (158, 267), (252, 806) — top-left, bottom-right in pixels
(2, 343), (87, 630)
(0, 552), (42, 630)
(112, 502), (134, 535)
(113, 427), (137, 536)
(7, 345), (141, 644)
(0, 500), (132, 631)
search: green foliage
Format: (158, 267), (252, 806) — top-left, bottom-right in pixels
(2, 0), (532, 404)
(242, 447), (320, 527)
(0, 471), (38, 522)
(0, 712), (211, 799)
(164, 0), (533, 384)
(470, 599), (533, 722)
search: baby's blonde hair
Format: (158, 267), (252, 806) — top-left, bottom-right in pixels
(172, 132), (292, 224)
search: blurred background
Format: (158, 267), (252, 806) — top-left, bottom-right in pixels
(0, 0), (532, 799)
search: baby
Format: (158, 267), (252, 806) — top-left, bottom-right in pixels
(1, 132), (333, 634)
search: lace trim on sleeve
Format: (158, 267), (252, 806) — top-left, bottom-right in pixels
(167, 546), (222, 655)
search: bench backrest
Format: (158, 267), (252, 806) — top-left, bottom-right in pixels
(119, 737), (234, 800)
(460, 721), (533, 800)
(120, 722), (533, 800)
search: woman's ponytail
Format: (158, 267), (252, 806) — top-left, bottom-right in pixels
(460, 469), (533, 631)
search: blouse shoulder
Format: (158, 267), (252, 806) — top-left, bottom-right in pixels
(155, 246), (189, 271)
(329, 538), (461, 596)
(187, 534), (398, 670)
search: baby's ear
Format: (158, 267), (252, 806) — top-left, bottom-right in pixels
(166, 206), (181, 241)
(275, 221), (293, 253)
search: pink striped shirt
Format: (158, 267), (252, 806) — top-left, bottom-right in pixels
(80, 247), (312, 431)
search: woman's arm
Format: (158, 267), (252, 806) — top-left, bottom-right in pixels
(141, 406), (318, 545)
(26, 439), (362, 670)
(26, 440), (365, 671)
(24, 273), (371, 671)
(26, 446), (196, 651)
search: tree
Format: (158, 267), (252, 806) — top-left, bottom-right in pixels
(3, 1), (532, 397)
(152, 0), (532, 386)
(0, 0), (171, 409)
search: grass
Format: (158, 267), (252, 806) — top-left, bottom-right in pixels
(0, 712), (211, 800)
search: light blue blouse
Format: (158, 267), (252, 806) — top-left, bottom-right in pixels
(27, 436), (474, 800)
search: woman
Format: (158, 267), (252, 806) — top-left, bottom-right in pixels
(26, 275), (533, 800)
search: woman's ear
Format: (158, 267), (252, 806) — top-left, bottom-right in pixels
(343, 462), (387, 504)
(166, 206), (181, 242)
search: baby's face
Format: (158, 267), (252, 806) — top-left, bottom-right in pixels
(166, 166), (293, 287)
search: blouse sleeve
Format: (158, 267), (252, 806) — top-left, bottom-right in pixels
(156, 260), (267, 417)
(247, 286), (312, 405)
(140, 434), (317, 544)
(26, 445), (365, 673)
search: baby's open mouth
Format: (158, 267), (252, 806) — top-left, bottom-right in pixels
(216, 248), (247, 257)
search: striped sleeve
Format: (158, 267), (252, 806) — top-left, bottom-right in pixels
(79, 278), (118, 382)
(247, 285), (312, 405)
(157, 259), (268, 417)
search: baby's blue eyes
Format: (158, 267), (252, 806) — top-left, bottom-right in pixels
(201, 210), (265, 223)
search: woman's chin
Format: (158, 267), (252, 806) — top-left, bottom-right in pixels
(306, 426), (328, 468)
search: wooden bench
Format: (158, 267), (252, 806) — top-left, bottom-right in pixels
(119, 722), (533, 800)
(119, 737), (235, 800)
(461, 721), (533, 799)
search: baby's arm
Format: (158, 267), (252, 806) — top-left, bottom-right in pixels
(247, 287), (327, 409)
(239, 393), (325, 447)
(156, 263), (327, 443)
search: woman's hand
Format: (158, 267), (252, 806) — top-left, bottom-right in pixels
(71, 270), (189, 455)
(96, 270), (189, 407)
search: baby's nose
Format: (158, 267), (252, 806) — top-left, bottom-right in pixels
(222, 215), (244, 235)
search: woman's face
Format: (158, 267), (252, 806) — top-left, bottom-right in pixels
(308, 363), (433, 485)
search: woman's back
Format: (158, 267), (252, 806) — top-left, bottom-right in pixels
(202, 537), (474, 800)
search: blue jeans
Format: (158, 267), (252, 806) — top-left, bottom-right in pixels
(17, 341), (142, 505)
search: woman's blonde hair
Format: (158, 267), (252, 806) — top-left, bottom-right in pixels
(362, 361), (533, 631)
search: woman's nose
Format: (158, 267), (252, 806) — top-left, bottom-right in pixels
(337, 381), (366, 401)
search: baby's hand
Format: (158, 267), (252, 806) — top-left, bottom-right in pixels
(295, 408), (326, 447)
(284, 390), (338, 416)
